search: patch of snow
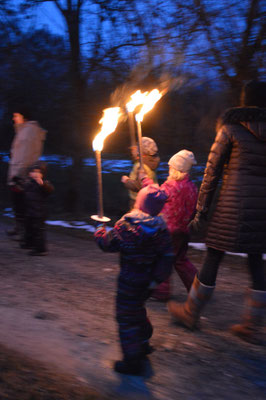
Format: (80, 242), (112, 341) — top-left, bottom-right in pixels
(188, 243), (206, 251)
(0, 152), (205, 180)
(2, 208), (265, 259)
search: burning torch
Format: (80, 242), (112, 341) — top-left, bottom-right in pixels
(91, 107), (121, 223)
(126, 90), (148, 148)
(135, 89), (163, 169)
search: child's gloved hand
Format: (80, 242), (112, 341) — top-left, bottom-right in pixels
(121, 175), (129, 183)
(11, 176), (24, 192)
(94, 223), (106, 232)
(96, 223), (105, 228)
(94, 223), (106, 238)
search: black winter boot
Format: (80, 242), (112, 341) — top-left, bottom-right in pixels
(6, 226), (18, 236)
(28, 250), (47, 256)
(141, 342), (154, 357)
(114, 357), (143, 375)
(20, 242), (33, 249)
(6, 219), (24, 240)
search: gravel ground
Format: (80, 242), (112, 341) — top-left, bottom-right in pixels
(0, 219), (265, 400)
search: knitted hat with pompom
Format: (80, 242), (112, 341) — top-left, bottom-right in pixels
(134, 184), (168, 216)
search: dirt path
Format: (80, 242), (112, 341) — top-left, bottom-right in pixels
(0, 220), (265, 400)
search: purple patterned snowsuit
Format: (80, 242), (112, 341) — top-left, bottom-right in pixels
(94, 210), (174, 360)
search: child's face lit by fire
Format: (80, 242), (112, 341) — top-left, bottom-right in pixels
(29, 169), (43, 185)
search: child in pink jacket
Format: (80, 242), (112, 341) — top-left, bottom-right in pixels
(140, 150), (198, 300)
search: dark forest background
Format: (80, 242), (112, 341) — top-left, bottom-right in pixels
(0, 0), (265, 215)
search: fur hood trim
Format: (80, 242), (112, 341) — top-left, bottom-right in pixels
(217, 107), (266, 131)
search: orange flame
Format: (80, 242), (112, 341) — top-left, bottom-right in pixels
(126, 90), (149, 112)
(92, 107), (121, 152)
(135, 89), (162, 122)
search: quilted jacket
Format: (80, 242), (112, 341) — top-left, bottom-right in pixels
(197, 107), (266, 253)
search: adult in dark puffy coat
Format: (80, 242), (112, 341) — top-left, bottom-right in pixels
(168, 80), (266, 345)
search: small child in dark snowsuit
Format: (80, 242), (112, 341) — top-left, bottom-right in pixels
(21, 161), (53, 255)
(94, 184), (174, 375)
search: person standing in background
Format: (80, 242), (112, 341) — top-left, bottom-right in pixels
(7, 106), (47, 238)
(20, 161), (54, 256)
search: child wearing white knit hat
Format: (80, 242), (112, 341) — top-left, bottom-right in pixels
(168, 150), (197, 173)
(140, 149), (198, 300)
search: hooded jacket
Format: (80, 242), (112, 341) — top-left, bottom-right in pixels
(141, 174), (198, 234)
(8, 121), (47, 184)
(94, 209), (174, 286)
(197, 107), (266, 253)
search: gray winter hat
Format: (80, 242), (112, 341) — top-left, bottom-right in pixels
(141, 137), (158, 156)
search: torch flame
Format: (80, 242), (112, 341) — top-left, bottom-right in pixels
(126, 90), (149, 112)
(92, 107), (121, 152)
(135, 89), (162, 122)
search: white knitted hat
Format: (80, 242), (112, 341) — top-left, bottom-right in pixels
(141, 137), (158, 156)
(168, 150), (197, 172)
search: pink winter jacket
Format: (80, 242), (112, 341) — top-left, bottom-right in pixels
(142, 175), (198, 234)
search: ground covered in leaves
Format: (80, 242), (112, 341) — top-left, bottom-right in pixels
(0, 218), (265, 400)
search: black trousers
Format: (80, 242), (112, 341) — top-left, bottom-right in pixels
(199, 247), (266, 291)
(24, 217), (46, 252)
(10, 188), (25, 223)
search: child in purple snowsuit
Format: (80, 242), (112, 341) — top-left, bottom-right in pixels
(94, 184), (174, 375)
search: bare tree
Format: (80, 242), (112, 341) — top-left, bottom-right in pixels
(4, 0), (263, 211)
(168, 0), (265, 101)
(17, 0), (179, 212)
